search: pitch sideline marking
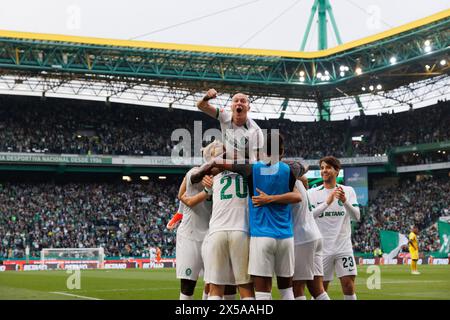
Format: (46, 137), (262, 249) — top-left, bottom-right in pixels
(49, 291), (102, 300)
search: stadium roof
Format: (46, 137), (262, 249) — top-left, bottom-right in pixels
(0, 9), (448, 120)
(0, 9), (447, 58)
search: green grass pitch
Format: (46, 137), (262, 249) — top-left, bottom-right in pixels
(0, 265), (449, 300)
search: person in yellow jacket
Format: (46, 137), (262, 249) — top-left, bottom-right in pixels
(408, 226), (420, 275)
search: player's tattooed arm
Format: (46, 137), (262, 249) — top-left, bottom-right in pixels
(190, 161), (214, 184)
(230, 163), (252, 177)
(251, 187), (301, 207)
(283, 160), (308, 178)
(211, 158), (252, 177)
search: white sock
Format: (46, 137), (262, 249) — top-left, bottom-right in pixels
(315, 292), (330, 300)
(208, 295), (222, 300)
(179, 293), (193, 300)
(202, 291), (209, 300)
(242, 297), (255, 300)
(279, 288), (295, 300)
(295, 296), (307, 300)
(344, 294), (357, 300)
(255, 291), (272, 300)
(223, 294), (236, 300)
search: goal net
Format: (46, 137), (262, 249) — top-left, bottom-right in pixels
(40, 247), (105, 269)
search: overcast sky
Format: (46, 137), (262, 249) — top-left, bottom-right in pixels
(1, 0), (448, 51)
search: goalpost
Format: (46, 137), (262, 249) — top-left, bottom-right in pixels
(40, 247), (105, 269)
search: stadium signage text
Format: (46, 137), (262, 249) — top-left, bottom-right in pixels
(0, 153), (111, 164)
(64, 264), (90, 270)
(430, 258), (449, 265)
(287, 156), (388, 167)
(23, 264), (48, 271)
(143, 262), (164, 269)
(104, 263), (127, 269)
(0, 153), (388, 168)
(362, 259), (376, 265)
(397, 162), (450, 173)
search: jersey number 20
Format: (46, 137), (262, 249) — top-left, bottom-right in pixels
(220, 176), (248, 200)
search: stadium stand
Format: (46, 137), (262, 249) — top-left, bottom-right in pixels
(0, 95), (449, 259)
(1, 174), (448, 259)
(0, 181), (178, 259)
(0, 95), (448, 160)
(352, 176), (450, 253)
(349, 100), (450, 157)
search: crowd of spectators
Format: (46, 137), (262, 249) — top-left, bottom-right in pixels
(0, 181), (179, 259)
(256, 118), (347, 158)
(0, 95), (216, 157)
(352, 176), (450, 253)
(0, 174), (447, 259)
(351, 100), (450, 157)
(0, 96), (448, 259)
(394, 151), (450, 166)
(0, 95), (448, 160)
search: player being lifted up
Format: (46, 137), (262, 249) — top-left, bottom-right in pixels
(308, 156), (360, 300)
(166, 88), (263, 230)
(196, 88), (264, 162)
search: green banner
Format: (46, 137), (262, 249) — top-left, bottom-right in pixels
(380, 230), (408, 259)
(0, 154), (112, 165)
(438, 221), (450, 257)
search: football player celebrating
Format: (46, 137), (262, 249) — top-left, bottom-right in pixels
(201, 131), (302, 300)
(201, 146), (255, 300)
(292, 173), (330, 300)
(308, 156), (360, 300)
(196, 88), (263, 162)
(175, 143), (223, 300)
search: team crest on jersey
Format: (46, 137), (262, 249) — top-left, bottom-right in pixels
(338, 200), (344, 206)
(185, 268), (192, 276)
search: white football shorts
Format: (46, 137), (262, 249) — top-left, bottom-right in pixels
(293, 238), (324, 281)
(323, 252), (357, 282)
(248, 236), (294, 278)
(176, 233), (204, 281)
(205, 230), (251, 285)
